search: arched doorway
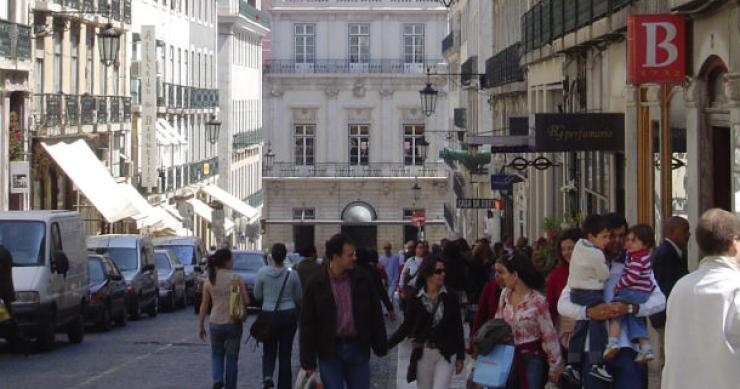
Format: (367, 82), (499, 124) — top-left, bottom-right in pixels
(340, 201), (378, 250)
(699, 56), (730, 211)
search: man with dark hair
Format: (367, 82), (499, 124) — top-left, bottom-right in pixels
(295, 244), (320, 289)
(299, 234), (387, 389)
(603, 213), (629, 262)
(662, 209), (740, 388)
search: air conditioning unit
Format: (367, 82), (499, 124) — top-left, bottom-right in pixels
(131, 61), (142, 79)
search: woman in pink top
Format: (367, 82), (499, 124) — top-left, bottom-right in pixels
(495, 253), (563, 389)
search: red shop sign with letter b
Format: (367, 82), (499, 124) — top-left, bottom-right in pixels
(627, 15), (686, 84)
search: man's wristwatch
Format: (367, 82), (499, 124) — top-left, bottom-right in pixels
(627, 304), (637, 314)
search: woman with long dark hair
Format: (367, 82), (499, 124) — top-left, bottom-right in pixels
(545, 228), (583, 350)
(494, 253), (562, 389)
(389, 256), (465, 389)
(198, 249), (250, 389)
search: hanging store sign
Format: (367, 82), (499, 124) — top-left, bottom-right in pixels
(533, 113), (624, 153)
(10, 161), (30, 195)
(456, 198), (500, 209)
(627, 15), (686, 84)
(140, 26), (159, 189)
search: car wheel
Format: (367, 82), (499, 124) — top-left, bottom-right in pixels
(115, 305), (128, 327)
(177, 287), (187, 309)
(98, 305), (112, 332)
(66, 313), (84, 344)
(130, 296), (142, 320)
(146, 294), (158, 318)
(36, 320), (56, 352)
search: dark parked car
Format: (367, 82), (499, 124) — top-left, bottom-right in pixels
(153, 236), (208, 304)
(193, 250), (267, 313)
(85, 255), (128, 330)
(87, 235), (159, 320)
(155, 250), (186, 311)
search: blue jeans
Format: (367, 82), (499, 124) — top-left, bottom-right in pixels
(210, 322), (243, 389)
(262, 309), (298, 389)
(523, 353), (547, 389)
(612, 289), (650, 342)
(569, 289), (606, 364)
(582, 348), (646, 389)
(319, 340), (370, 389)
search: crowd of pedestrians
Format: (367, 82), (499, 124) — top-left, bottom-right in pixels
(191, 208), (740, 389)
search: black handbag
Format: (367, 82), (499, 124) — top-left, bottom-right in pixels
(250, 271), (290, 343)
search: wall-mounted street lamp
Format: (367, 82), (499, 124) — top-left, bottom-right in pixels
(419, 68), (486, 116)
(264, 142), (275, 171)
(417, 138), (430, 162)
(98, 23), (121, 66)
(206, 115), (221, 144)
(437, 0), (457, 8)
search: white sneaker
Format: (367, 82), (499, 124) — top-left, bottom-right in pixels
(589, 365), (614, 383)
(635, 349), (655, 363)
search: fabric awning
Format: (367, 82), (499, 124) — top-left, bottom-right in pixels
(119, 184), (184, 234)
(157, 119), (187, 145)
(186, 198), (235, 235)
(41, 140), (139, 223)
(200, 185), (259, 223)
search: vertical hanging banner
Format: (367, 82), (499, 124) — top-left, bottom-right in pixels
(627, 15), (686, 84)
(140, 26), (159, 188)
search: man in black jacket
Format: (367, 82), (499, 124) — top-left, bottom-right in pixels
(299, 234), (387, 389)
(649, 216), (690, 388)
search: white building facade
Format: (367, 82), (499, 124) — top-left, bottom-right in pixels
(262, 0), (450, 253)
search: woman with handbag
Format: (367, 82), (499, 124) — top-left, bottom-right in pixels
(389, 256), (466, 389)
(254, 243), (302, 389)
(494, 253), (563, 389)
(199, 249), (250, 389)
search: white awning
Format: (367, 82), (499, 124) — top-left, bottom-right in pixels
(186, 198), (235, 235)
(41, 141), (139, 223)
(157, 119), (187, 145)
(118, 184), (184, 234)
(200, 185), (259, 223)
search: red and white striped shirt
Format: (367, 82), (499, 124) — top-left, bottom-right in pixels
(616, 249), (655, 293)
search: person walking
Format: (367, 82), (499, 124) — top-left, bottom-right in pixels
(356, 248), (396, 322)
(255, 243), (302, 389)
(379, 242), (401, 303)
(545, 228), (583, 350)
(662, 209), (740, 388)
(198, 249), (249, 389)
(295, 244), (321, 290)
(389, 256), (465, 389)
(494, 253), (563, 389)
(399, 241), (429, 308)
(299, 234), (388, 389)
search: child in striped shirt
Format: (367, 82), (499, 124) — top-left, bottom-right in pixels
(603, 224), (656, 363)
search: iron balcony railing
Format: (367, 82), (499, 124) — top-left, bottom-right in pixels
(264, 162), (448, 178)
(111, 0), (121, 21)
(65, 0), (81, 9)
(484, 43), (524, 88)
(522, 0), (635, 53)
(33, 94), (62, 127)
(65, 95), (79, 125)
(239, 0), (270, 28)
(123, 96), (131, 121)
(80, 94), (96, 124)
(264, 59), (446, 75)
(109, 96), (120, 123)
(96, 96), (108, 123)
(233, 129), (263, 150)
(188, 157), (219, 183)
(0, 20), (32, 60)
(160, 83), (218, 109)
(35, 94), (128, 127)
(247, 189), (263, 208)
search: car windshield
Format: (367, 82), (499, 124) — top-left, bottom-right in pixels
(98, 247), (138, 272)
(88, 259), (105, 285)
(156, 253), (171, 271)
(0, 221), (45, 266)
(155, 245), (193, 265)
(233, 253), (265, 272)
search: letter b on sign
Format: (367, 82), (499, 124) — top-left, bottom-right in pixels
(628, 15), (686, 84)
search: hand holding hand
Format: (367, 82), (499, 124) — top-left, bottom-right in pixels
(586, 303), (619, 320)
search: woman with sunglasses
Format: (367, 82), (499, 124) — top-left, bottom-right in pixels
(495, 253), (562, 389)
(389, 256), (465, 389)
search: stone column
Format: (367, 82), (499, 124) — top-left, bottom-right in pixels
(624, 85), (639, 224)
(379, 88), (393, 163)
(684, 78), (703, 270)
(325, 87), (339, 163)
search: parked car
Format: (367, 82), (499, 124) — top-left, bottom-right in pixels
(85, 255), (127, 330)
(193, 250), (267, 313)
(155, 250), (186, 311)
(87, 235), (159, 320)
(152, 236), (208, 304)
(0, 211), (89, 351)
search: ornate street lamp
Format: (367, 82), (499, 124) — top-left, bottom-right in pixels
(264, 142), (275, 171)
(206, 115), (221, 144)
(98, 23), (121, 66)
(437, 0), (457, 7)
(419, 82), (438, 117)
(417, 138), (430, 162)
(412, 180), (422, 202)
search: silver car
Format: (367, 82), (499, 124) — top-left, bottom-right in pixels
(154, 250), (186, 311)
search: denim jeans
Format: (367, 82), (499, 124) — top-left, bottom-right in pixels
(210, 322), (243, 389)
(581, 348), (646, 389)
(523, 354), (547, 389)
(612, 289), (650, 342)
(262, 309), (298, 389)
(319, 340), (370, 389)
(569, 289), (606, 364)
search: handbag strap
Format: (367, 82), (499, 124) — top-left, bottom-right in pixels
(272, 270), (290, 312)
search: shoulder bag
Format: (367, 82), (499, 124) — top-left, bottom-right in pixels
(229, 275), (247, 322)
(250, 271), (290, 343)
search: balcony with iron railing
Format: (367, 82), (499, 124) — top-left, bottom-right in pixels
(46, 0), (130, 23)
(247, 189), (263, 208)
(233, 129), (263, 150)
(263, 162), (448, 178)
(34, 94), (132, 129)
(159, 83), (219, 109)
(239, 0), (270, 28)
(484, 43), (524, 89)
(161, 157), (219, 193)
(0, 20), (32, 61)
(264, 59), (446, 75)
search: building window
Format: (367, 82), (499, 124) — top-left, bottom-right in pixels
(403, 124), (425, 166)
(294, 124), (315, 166)
(348, 24), (370, 64)
(403, 24), (425, 64)
(53, 24), (63, 92)
(86, 27), (94, 94)
(292, 208), (316, 220)
(349, 124), (370, 166)
(71, 27), (79, 95)
(294, 24), (315, 64)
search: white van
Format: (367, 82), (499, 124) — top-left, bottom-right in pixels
(0, 211), (88, 351)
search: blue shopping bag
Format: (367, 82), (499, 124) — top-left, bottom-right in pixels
(472, 344), (515, 388)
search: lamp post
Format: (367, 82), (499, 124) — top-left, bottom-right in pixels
(417, 138), (429, 163)
(206, 115), (221, 144)
(264, 142), (275, 171)
(98, 23), (121, 66)
(419, 82), (438, 117)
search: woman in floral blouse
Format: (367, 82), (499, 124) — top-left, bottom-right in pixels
(495, 253), (563, 389)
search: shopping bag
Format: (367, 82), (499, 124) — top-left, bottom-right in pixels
(472, 344), (515, 388)
(295, 369), (323, 389)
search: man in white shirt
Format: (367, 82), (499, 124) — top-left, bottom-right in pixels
(558, 213), (666, 388)
(662, 209), (740, 389)
(399, 241), (428, 301)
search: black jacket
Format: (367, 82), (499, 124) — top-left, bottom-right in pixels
(650, 240), (688, 328)
(389, 288), (465, 362)
(299, 265), (388, 369)
(359, 263), (394, 313)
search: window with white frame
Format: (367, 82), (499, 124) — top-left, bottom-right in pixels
(349, 125), (370, 166)
(292, 208), (316, 220)
(403, 24), (425, 64)
(294, 24), (315, 64)
(86, 28), (93, 94)
(348, 24), (370, 64)
(70, 27), (79, 94)
(295, 124), (315, 166)
(403, 124), (425, 166)
(53, 24), (63, 92)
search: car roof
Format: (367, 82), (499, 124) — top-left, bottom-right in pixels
(87, 234), (146, 248)
(0, 210), (80, 222)
(152, 236), (202, 245)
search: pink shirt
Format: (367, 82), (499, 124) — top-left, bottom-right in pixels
(329, 270), (357, 339)
(617, 249), (655, 293)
